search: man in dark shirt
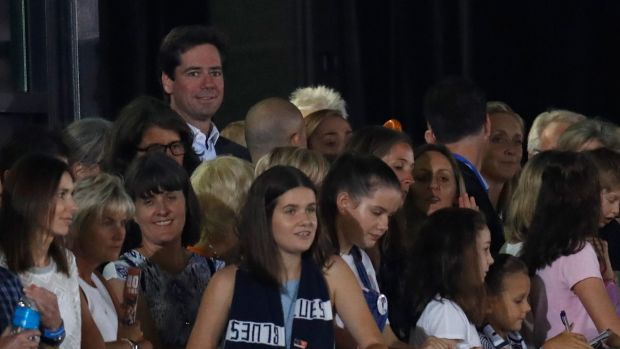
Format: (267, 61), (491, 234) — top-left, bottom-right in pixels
(423, 77), (504, 255)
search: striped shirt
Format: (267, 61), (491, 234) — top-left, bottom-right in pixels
(0, 266), (24, 331)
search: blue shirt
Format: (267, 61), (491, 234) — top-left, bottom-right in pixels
(0, 266), (24, 331)
(452, 153), (489, 191)
(281, 279), (300, 349)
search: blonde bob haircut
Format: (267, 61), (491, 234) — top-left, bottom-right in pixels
(71, 173), (135, 237)
(503, 152), (550, 244)
(190, 156), (254, 245)
(254, 146), (330, 187)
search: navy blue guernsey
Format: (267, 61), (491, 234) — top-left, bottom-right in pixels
(224, 257), (334, 349)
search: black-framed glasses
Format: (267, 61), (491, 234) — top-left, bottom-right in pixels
(136, 141), (186, 156)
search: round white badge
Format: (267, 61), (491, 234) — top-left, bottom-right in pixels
(377, 294), (388, 315)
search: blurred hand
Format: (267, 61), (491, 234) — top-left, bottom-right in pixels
(0, 327), (40, 349)
(544, 331), (592, 349)
(419, 336), (458, 349)
(118, 322), (144, 343)
(23, 285), (62, 330)
(138, 339), (153, 349)
(457, 193), (478, 211)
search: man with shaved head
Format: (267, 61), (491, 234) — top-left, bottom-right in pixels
(245, 97), (307, 162)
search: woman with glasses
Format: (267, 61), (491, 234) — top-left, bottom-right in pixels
(103, 95), (201, 177)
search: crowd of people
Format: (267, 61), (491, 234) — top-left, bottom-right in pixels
(1, 24), (620, 349)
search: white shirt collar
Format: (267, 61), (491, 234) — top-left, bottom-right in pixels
(187, 122), (219, 161)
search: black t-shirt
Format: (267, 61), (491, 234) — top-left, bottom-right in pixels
(457, 161), (505, 256)
(600, 219), (620, 271)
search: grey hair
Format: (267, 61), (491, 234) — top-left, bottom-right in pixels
(526, 109), (585, 154)
(557, 118), (620, 152)
(290, 85), (348, 118)
(63, 117), (112, 166)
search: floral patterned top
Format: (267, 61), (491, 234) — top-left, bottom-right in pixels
(103, 249), (224, 347)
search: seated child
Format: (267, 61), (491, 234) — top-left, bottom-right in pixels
(586, 148), (620, 314)
(405, 208), (493, 349)
(480, 254), (592, 349)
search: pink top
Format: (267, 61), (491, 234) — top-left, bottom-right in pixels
(532, 242), (602, 346)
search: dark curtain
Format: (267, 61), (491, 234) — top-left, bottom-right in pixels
(345, 0), (620, 143)
(98, 0), (209, 120)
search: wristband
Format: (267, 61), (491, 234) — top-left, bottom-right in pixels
(121, 338), (139, 349)
(40, 320), (65, 346)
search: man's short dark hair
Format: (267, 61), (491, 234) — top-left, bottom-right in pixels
(423, 77), (487, 144)
(158, 25), (228, 81)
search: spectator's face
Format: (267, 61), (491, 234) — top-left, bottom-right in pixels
(411, 151), (458, 215)
(307, 115), (352, 160)
(600, 187), (620, 227)
(78, 209), (128, 263)
(137, 126), (185, 166)
(476, 226), (493, 280)
(487, 272), (531, 333)
(48, 172), (78, 236)
(482, 113), (523, 182)
(134, 190), (186, 247)
(271, 187), (317, 256)
(162, 44), (224, 123)
(338, 186), (401, 251)
(381, 142), (414, 199)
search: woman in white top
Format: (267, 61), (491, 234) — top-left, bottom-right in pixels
(404, 208), (494, 349)
(0, 154), (80, 349)
(70, 173), (151, 349)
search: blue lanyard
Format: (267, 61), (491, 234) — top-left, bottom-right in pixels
(452, 153), (489, 192)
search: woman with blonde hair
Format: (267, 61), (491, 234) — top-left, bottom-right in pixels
(501, 152), (549, 256)
(304, 109), (352, 161)
(481, 101), (524, 220)
(189, 156), (254, 263)
(255, 146), (330, 188)
(70, 173), (151, 349)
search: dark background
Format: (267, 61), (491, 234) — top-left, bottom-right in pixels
(2, 0), (620, 145)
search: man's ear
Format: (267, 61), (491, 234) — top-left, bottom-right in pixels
(161, 72), (174, 95)
(483, 114), (492, 140)
(424, 128), (437, 144)
(290, 132), (306, 148)
(336, 191), (351, 214)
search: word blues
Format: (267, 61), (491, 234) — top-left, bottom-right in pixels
(226, 320), (285, 346)
(295, 298), (332, 321)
